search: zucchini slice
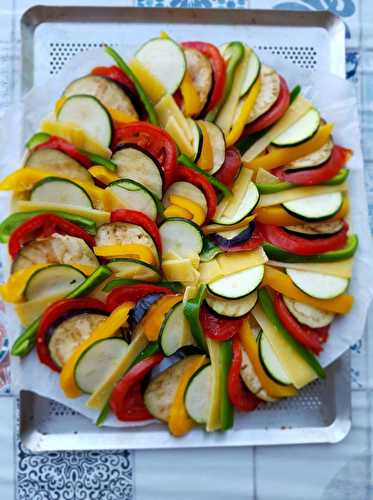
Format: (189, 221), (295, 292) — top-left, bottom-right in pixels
(47, 310), (108, 369)
(213, 169), (259, 225)
(163, 181), (208, 214)
(107, 179), (159, 221)
(74, 338), (129, 394)
(159, 218), (203, 258)
(272, 109), (321, 147)
(188, 119), (203, 162)
(286, 268), (349, 299)
(240, 49), (261, 97)
(202, 121), (226, 174)
(26, 148), (94, 183)
(205, 290), (257, 318)
(258, 331), (292, 386)
(112, 145), (163, 199)
(63, 75), (138, 117)
(106, 258), (161, 281)
(24, 264), (86, 301)
(57, 94), (113, 148)
(207, 264), (264, 300)
(184, 364), (212, 424)
(282, 192), (343, 221)
(159, 301), (196, 356)
(283, 296), (335, 328)
(136, 37), (186, 95)
(30, 177), (93, 208)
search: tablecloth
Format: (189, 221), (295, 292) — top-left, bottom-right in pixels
(0, 1), (372, 499)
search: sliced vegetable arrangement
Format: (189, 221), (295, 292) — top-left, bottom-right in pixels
(0, 34), (358, 436)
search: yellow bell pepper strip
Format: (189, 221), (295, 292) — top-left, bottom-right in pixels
(88, 166), (120, 185)
(94, 244), (156, 266)
(0, 167), (111, 211)
(40, 119), (111, 158)
(226, 77), (261, 147)
(163, 205), (193, 220)
(244, 123), (334, 171)
(168, 354), (208, 436)
(180, 71), (202, 117)
(254, 197), (349, 226)
(169, 194), (205, 226)
(0, 264), (96, 304)
(262, 266), (353, 314)
(128, 58), (166, 104)
(55, 97), (136, 125)
(60, 302), (134, 398)
(143, 294), (182, 341)
(196, 121), (214, 171)
(239, 321), (298, 398)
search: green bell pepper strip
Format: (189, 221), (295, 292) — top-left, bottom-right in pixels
(258, 289), (325, 379)
(183, 284), (207, 351)
(96, 341), (160, 426)
(84, 151), (117, 172)
(11, 265), (112, 357)
(0, 210), (97, 243)
(235, 85), (302, 155)
(178, 154), (231, 197)
(206, 42), (245, 122)
(263, 234), (358, 264)
(105, 46), (159, 126)
(257, 168), (349, 195)
(25, 132), (51, 149)
(200, 238), (221, 262)
(103, 278), (183, 293)
(220, 340), (234, 430)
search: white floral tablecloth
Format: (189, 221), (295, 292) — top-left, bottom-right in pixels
(0, 1), (372, 499)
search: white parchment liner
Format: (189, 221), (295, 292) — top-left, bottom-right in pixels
(0, 48), (372, 427)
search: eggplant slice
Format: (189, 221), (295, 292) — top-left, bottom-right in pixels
(286, 139), (334, 170)
(246, 65), (280, 123)
(184, 48), (213, 113)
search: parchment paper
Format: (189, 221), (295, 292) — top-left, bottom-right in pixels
(1, 47), (372, 427)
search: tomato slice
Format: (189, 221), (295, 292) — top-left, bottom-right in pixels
(243, 76), (290, 134)
(214, 147), (241, 189)
(176, 165), (217, 220)
(200, 305), (245, 341)
(113, 122), (177, 191)
(106, 284), (173, 311)
(273, 145), (352, 185)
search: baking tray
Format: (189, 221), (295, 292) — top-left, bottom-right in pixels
(18, 6), (350, 451)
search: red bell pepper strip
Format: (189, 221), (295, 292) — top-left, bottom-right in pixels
(110, 353), (164, 421)
(273, 145), (352, 186)
(91, 65), (136, 94)
(228, 337), (260, 411)
(173, 89), (183, 109)
(182, 42), (226, 113)
(112, 122), (177, 190)
(219, 224), (264, 253)
(243, 76), (290, 135)
(274, 293), (328, 355)
(214, 147), (241, 189)
(200, 304), (244, 341)
(258, 221), (348, 256)
(33, 136), (93, 168)
(110, 209), (162, 255)
(36, 297), (108, 371)
(106, 284), (173, 311)
(176, 165), (217, 220)
(8, 214), (96, 258)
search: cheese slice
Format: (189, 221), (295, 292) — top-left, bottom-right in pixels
(86, 331), (148, 410)
(14, 200), (110, 225)
(255, 168), (280, 184)
(165, 116), (195, 158)
(216, 48), (250, 135)
(199, 259), (224, 284)
(162, 258), (200, 286)
(155, 94), (193, 143)
(206, 338), (222, 432)
(220, 169), (253, 219)
(252, 303), (318, 389)
(257, 183), (347, 208)
(268, 258), (354, 279)
(15, 290), (71, 326)
(242, 95), (313, 162)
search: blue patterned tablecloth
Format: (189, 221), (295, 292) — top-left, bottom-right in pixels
(0, 1), (372, 499)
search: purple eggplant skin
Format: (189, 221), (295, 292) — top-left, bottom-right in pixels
(127, 293), (165, 332)
(210, 222), (255, 250)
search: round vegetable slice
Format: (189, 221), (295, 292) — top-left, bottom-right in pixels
(282, 192), (343, 221)
(272, 109), (321, 147)
(107, 179), (159, 221)
(247, 65), (280, 123)
(184, 364), (212, 424)
(30, 177), (93, 208)
(205, 290), (257, 318)
(24, 264), (86, 301)
(159, 218), (203, 258)
(286, 268), (349, 299)
(258, 332), (292, 385)
(208, 264), (264, 300)
(282, 296), (335, 328)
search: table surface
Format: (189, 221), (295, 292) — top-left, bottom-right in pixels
(0, 1), (372, 499)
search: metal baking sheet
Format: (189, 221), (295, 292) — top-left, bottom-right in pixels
(18, 6), (350, 451)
